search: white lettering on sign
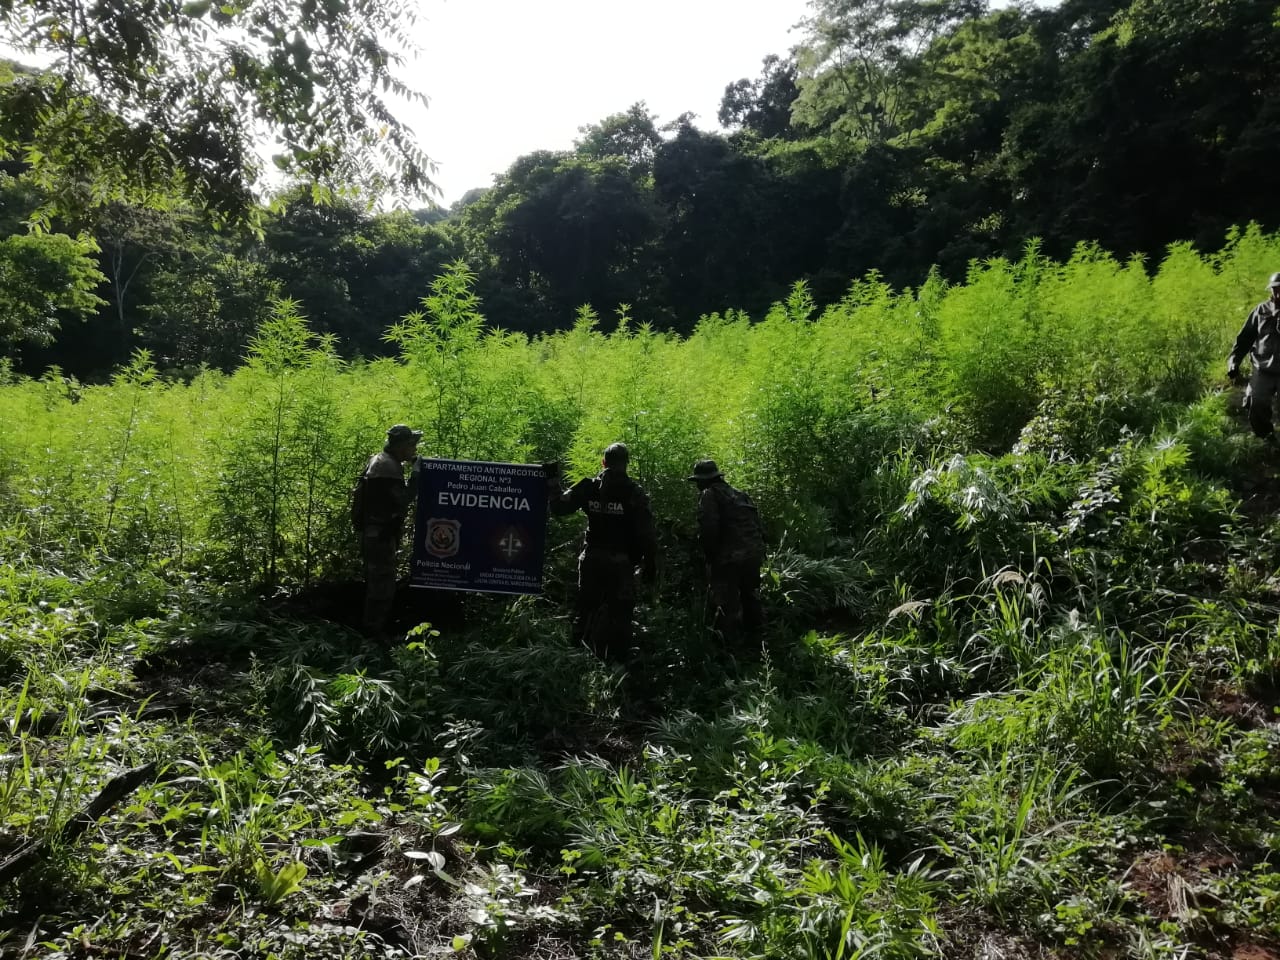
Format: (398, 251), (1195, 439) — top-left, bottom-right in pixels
(437, 492), (532, 511)
(423, 459), (544, 479)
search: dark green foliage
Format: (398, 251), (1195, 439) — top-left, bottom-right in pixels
(0, 0), (433, 224)
(0, 231), (105, 345)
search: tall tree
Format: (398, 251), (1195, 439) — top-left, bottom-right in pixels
(575, 103), (663, 172)
(654, 124), (840, 321)
(95, 203), (188, 350)
(454, 148), (664, 332)
(262, 186), (457, 355)
(0, 0), (434, 225)
(719, 54), (802, 140)
(139, 252), (281, 370)
(0, 231), (105, 347)
(0, 168), (105, 350)
(793, 0), (986, 147)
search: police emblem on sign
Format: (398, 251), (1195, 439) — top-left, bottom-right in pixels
(425, 518), (461, 558)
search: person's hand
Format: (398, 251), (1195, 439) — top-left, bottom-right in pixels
(1228, 364), (1242, 384)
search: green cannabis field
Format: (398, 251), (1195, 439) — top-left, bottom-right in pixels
(3, 229), (1280, 959)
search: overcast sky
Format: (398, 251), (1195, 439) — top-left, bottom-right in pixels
(407, 0), (812, 206)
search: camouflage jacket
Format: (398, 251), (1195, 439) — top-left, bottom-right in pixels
(696, 480), (765, 565)
(362, 451), (417, 530)
(1230, 299), (1280, 374)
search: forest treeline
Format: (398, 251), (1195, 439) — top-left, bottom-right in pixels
(4, 0), (1278, 378)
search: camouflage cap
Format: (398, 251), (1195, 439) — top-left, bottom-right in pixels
(386, 424), (423, 444)
(686, 459), (723, 482)
(1270, 272), (1280, 289)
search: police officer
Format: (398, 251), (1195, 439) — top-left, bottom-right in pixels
(548, 443), (658, 661)
(687, 459), (766, 645)
(359, 424), (422, 637)
(1228, 273), (1280, 442)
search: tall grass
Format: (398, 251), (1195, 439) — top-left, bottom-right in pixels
(3, 226), (1269, 585)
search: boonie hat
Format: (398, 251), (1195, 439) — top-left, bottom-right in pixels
(687, 459), (723, 482)
(1269, 272), (1280, 289)
(386, 424), (423, 444)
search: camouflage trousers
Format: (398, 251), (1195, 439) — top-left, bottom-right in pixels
(1245, 369), (1280, 438)
(575, 548), (636, 662)
(361, 526), (400, 637)
(707, 558), (765, 646)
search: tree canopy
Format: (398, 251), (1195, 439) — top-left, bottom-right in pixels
(0, 0), (434, 225)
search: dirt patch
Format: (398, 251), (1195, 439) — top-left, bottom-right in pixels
(1125, 849), (1236, 922)
(1210, 685), (1273, 730)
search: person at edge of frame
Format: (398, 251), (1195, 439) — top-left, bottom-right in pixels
(1228, 272), (1280, 444)
(545, 443), (658, 662)
(359, 423), (422, 639)
(686, 459), (767, 648)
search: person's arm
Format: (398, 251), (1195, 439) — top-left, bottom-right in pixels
(1229, 308), (1260, 377)
(632, 487), (659, 582)
(745, 491), (766, 545)
(405, 455), (421, 502)
(549, 477), (591, 516)
(388, 459), (420, 519)
(697, 487), (722, 563)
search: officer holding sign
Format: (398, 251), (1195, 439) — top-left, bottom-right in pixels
(547, 443), (658, 662)
(357, 424), (422, 637)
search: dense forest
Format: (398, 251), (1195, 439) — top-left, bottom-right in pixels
(6, 0), (1280, 376)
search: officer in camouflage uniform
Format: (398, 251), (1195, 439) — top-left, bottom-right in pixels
(1228, 272), (1280, 442)
(548, 443), (658, 661)
(360, 424), (422, 637)
(688, 459), (766, 645)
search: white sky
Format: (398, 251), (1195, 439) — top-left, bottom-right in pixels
(407, 0), (812, 206)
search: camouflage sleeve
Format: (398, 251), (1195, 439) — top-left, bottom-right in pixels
(697, 487), (721, 562)
(549, 477), (592, 517)
(1230, 307), (1260, 369)
(364, 477), (406, 525)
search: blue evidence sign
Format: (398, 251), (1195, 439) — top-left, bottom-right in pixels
(410, 458), (548, 595)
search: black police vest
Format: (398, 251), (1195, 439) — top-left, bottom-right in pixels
(584, 476), (641, 556)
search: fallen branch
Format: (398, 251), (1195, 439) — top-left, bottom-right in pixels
(0, 761), (158, 887)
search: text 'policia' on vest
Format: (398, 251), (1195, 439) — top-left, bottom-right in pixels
(546, 443), (658, 662)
